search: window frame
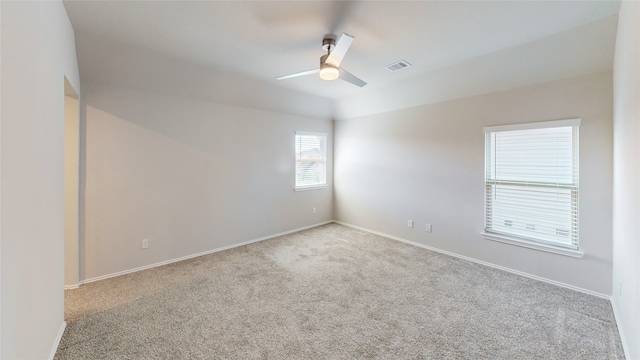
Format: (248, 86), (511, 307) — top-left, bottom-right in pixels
(482, 119), (582, 257)
(294, 131), (328, 191)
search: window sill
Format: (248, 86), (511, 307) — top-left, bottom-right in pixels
(482, 232), (584, 258)
(294, 185), (328, 192)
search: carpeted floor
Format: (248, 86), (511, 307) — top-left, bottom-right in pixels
(57, 223), (624, 359)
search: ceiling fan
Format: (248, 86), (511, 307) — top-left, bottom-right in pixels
(276, 33), (366, 87)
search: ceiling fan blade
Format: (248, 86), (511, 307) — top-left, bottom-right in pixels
(339, 68), (366, 87)
(325, 33), (354, 68)
(276, 69), (320, 80)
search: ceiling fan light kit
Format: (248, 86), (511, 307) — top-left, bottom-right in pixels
(319, 66), (340, 81)
(276, 33), (367, 87)
(319, 55), (340, 81)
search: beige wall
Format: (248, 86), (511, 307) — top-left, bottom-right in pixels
(334, 72), (613, 296)
(0, 2), (627, 358)
(0, 1), (80, 358)
(81, 82), (333, 281)
(612, 1), (640, 358)
(65, 94), (80, 287)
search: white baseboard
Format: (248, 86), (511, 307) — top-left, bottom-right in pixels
(64, 219), (624, 355)
(76, 221), (333, 286)
(611, 298), (631, 360)
(333, 220), (611, 300)
(48, 321), (67, 360)
(72, 219), (611, 301)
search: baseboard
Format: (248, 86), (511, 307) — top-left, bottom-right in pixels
(333, 220), (611, 300)
(64, 284), (80, 290)
(48, 321), (67, 360)
(611, 298), (631, 360)
(77, 221), (333, 286)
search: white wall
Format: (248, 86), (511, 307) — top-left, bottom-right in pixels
(0, 1), (80, 359)
(612, 1), (640, 358)
(334, 72), (613, 296)
(81, 82), (332, 281)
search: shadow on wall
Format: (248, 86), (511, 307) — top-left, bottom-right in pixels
(80, 82), (334, 281)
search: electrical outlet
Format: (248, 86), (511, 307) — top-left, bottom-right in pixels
(312, 207), (317, 214)
(141, 239), (149, 249)
(425, 224), (432, 233)
(408, 220), (414, 228)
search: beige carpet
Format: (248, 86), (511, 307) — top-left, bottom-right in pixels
(57, 223), (624, 359)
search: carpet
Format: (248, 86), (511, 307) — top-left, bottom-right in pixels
(57, 223), (624, 359)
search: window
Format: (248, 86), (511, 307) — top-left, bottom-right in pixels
(295, 132), (327, 190)
(484, 119), (580, 251)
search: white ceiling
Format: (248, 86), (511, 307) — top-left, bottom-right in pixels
(63, 0), (621, 118)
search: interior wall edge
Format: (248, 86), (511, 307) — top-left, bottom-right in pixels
(48, 322), (67, 360)
(334, 70), (613, 122)
(611, 0), (640, 358)
(611, 299), (631, 360)
(81, 79), (333, 123)
(1, 0), (80, 358)
(333, 12), (617, 121)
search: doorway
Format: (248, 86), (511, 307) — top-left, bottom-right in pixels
(64, 77), (80, 289)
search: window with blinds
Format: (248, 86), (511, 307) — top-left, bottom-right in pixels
(484, 119), (580, 250)
(295, 132), (327, 190)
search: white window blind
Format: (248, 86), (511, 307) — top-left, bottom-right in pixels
(295, 132), (327, 190)
(484, 119), (580, 250)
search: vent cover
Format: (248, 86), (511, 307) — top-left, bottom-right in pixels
(385, 60), (412, 72)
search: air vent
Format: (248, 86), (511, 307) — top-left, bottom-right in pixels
(384, 60), (412, 72)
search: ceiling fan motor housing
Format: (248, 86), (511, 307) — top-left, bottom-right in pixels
(276, 33), (365, 87)
(322, 37), (336, 52)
